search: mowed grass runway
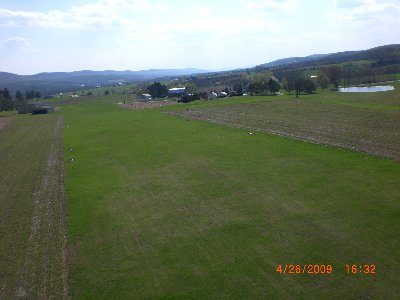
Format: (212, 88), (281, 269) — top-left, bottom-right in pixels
(63, 92), (400, 298)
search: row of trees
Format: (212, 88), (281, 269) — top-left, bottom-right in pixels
(284, 62), (400, 90)
(281, 74), (317, 97)
(144, 82), (200, 98)
(142, 60), (398, 101)
(228, 69), (319, 98)
(325, 63), (400, 87)
(0, 88), (31, 111)
(247, 77), (281, 96)
(247, 71), (317, 98)
(144, 73), (316, 101)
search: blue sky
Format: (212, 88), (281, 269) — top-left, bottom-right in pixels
(0, 0), (399, 74)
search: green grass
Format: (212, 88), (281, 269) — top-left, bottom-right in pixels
(0, 110), (17, 117)
(0, 113), (66, 299)
(63, 90), (400, 298)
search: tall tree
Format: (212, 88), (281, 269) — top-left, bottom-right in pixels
(184, 82), (198, 94)
(268, 78), (280, 95)
(303, 79), (316, 94)
(252, 71), (272, 95)
(282, 70), (303, 98)
(147, 82), (168, 98)
(25, 89), (41, 100)
(282, 70), (300, 95)
(0, 89), (14, 111)
(316, 74), (330, 89)
(294, 78), (303, 98)
(15, 90), (27, 106)
(324, 65), (342, 88)
(2, 88), (11, 100)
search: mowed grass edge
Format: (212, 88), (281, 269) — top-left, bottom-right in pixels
(0, 113), (67, 299)
(63, 100), (400, 299)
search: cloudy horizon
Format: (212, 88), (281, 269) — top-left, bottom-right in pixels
(0, 0), (399, 75)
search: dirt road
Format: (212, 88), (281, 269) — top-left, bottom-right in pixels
(121, 100), (177, 110)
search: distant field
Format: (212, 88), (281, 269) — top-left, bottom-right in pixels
(169, 85), (400, 161)
(0, 113), (67, 299)
(63, 90), (400, 298)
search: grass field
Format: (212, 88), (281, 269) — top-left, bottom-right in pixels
(62, 88), (400, 298)
(169, 83), (400, 161)
(0, 112), (67, 299)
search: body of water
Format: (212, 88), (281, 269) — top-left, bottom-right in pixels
(338, 86), (395, 93)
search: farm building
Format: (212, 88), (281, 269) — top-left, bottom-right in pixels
(218, 91), (228, 98)
(139, 94), (152, 100)
(208, 92), (218, 100)
(168, 87), (186, 97)
(17, 104), (36, 114)
(39, 103), (55, 113)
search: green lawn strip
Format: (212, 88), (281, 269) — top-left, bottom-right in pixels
(0, 113), (66, 299)
(63, 102), (399, 299)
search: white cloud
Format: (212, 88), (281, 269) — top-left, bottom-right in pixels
(0, 37), (38, 52)
(242, 0), (297, 10)
(103, 0), (153, 10)
(0, 0), (159, 29)
(329, 0), (400, 23)
(334, 0), (359, 9)
(2, 0), (398, 74)
(322, 0), (400, 51)
(325, 0), (400, 40)
(117, 12), (279, 50)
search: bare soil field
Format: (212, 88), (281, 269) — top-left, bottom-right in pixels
(169, 97), (400, 161)
(0, 114), (67, 299)
(120, 100), (177, 110)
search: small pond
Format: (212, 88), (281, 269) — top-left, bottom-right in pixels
(338, 86), (395, 93)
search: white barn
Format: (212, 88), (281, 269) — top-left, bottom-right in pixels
(168, 87), (186, 97)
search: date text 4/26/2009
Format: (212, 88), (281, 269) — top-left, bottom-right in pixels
(275, 264), (377, 275)
(276, 264), (333, 274)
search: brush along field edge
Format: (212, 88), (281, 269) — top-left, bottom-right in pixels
(0, 115), (68, 299)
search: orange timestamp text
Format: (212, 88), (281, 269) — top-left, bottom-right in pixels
(276, 264), (333, 275)
(345, 264), (376, 274)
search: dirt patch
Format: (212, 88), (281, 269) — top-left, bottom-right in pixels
(120, 100), (177, 110)
(0, 117), (10, 130)
(168, 100), (400, 161)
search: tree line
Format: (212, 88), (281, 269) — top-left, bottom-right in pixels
(107, 61), (400, 104)
(0, 89), (41, 111)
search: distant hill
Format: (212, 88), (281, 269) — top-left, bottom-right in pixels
(0, 68), (209, 96)
(260, 54), (330, 68)
(257, 44), (400, 69)
(2, 44), (400, 97)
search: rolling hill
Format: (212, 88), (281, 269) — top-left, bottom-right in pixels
(258, 44), (400, 69)
(0, 68), (209, 97)
(2, 44), (400, 97)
